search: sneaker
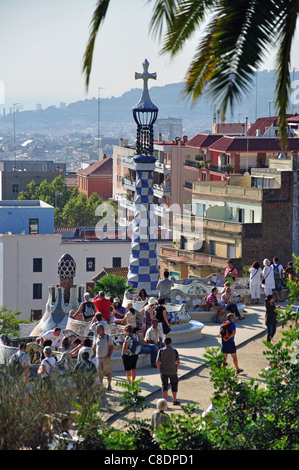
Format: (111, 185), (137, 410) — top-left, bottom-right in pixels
(107, 384), (112, 391)
(237, 368), (244, 374)
(151, 364), (157, 368)
(172, 401), (180, 405)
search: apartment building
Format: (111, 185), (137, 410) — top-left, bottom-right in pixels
(0, 160), (66, 200)
(159, 159), (298, 279)
(77, 156), (113, 198)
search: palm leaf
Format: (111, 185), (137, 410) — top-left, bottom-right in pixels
(160, 0), (217, 56)
(148, 0), (180, 39)
(82, 0), (111, 89)
(274, 0), (299, 148)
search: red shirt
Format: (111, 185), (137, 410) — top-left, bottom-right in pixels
(92, 297), (111, 320)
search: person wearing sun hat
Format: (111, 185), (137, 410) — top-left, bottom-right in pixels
(141, 297), (158, 336)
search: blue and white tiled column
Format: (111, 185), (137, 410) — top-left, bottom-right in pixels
(127, 154), (159, 293)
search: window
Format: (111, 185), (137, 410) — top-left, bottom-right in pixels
(12, 184), (19, 193)
(112, 257), (121, 268)
(29, 218), (39, 234)
(31, 310), (42, 321)
(237, 208), (245, 223)
(250, 210), (255, 223)
(33, 283), (42, 299)
(210, 240), (215, 255)
(86, 257), (95, 272)
(228, 244), (236, 258)
(33, 258), (42, 272)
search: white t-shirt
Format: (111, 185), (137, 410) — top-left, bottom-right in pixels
(249, 267), (262, 283)
(40, 356), (57, 378)
(42, 329), (64, 349)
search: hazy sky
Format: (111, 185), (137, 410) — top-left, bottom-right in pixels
(1, 0), (299, 111)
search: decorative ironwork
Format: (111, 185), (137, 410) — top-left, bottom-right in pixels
(133, 59), (158, 156)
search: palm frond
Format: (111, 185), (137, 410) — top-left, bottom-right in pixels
(82, 0), (111, 89)
(161, 0), (218, 56)
(184, 0), (278, 118)
(148, 0), (180, 40)
(274, 0), (299, 149)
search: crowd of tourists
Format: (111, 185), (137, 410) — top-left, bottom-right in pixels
(5, 258), (292, 411)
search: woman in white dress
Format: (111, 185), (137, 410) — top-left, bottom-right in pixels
(249, 261), (262, 304)
(262, 259), (275, 296)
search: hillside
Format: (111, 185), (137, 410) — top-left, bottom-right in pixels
(1, 69), (298, 138)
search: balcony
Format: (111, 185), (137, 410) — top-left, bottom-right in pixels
(121, 177), (135, 191)
(155, 161), (171, 175)
(153, 180), (171, 198)
(121, 155), (171, 175)
(120, 155), (136, 170)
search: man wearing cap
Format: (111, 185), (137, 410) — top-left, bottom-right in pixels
(93, 291), (111, 322)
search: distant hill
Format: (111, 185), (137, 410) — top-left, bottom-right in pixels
(1, 69), (299, 138)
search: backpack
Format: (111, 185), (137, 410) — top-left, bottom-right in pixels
(82, 301), (95, 319)
(220, 321), (233, 340)
(44, 359), (59, 379)
(273, 264), (280, 281)
(10, 353), (24, 374)
(128, 334), (141, 355)
(77, 360), (96, 374)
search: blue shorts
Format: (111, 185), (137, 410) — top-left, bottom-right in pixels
(221, 341), (236, 354)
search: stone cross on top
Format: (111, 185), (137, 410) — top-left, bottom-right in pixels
(135, 59), (157, 109)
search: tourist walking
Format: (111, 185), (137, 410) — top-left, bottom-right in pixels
(155, 298), (171, 343)
(249, 261), (262, 304)
(93, 324), (114, 390)
(121, 324), (140, 382)
(151, 398), (169, 441)
(272, 257), (284, 301)
(156, 270), (174, 303)
(265, 294), (280, 343)
(219, 312), (243, 374)
(261, 259), (275, 296)
(156, 337), (180, 405)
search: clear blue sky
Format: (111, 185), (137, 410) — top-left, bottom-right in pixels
(1, 0), (298, 111)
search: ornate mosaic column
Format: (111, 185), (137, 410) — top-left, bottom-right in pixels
(127, 59), (159, 293)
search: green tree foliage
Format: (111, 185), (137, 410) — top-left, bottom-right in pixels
(0, 306), (30, 338)
(17, 175), (116, 227)
(93, 274), (133, 302)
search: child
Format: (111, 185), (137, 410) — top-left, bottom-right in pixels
(265, 294), (280, 343)
(151, 398), (169, 441)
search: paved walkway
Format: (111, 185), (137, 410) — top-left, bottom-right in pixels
(100, 300), (287, 423)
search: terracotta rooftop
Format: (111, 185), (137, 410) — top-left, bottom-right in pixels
(186, 133), (223, 148)
(208, 135), (299, 152)
(247, 116), (278, 136)
(77, 157), (113, 177)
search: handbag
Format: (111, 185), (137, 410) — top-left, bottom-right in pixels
(162, 323), (171, 335)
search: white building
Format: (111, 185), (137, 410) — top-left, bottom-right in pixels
(0, 232), (133, 321)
